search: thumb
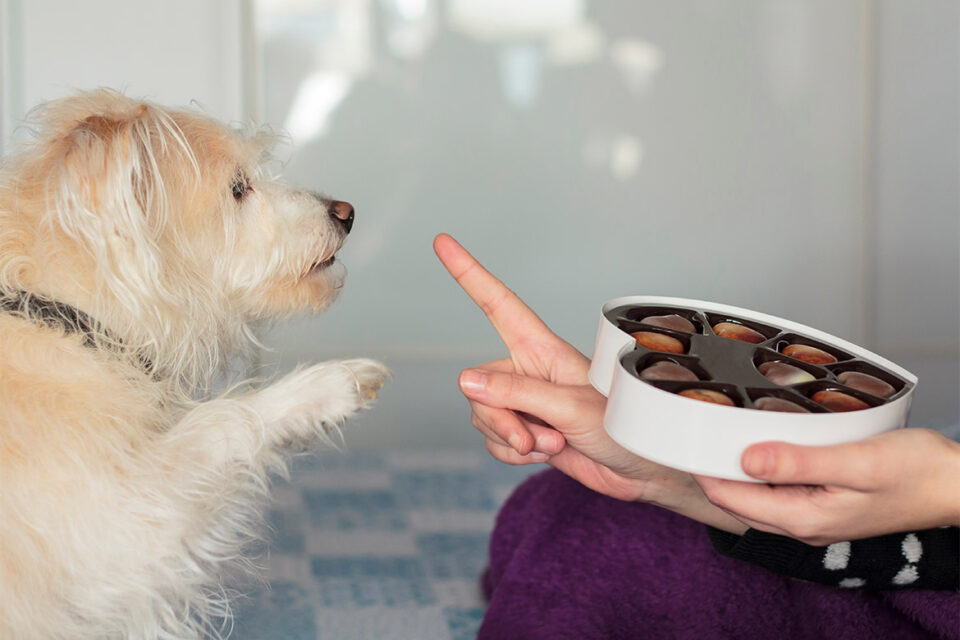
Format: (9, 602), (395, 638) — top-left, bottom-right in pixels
(459, 368), (594, 431)
(741, 440), (870, 488)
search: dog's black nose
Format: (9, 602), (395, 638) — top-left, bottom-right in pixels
(329, 200), (354, 234)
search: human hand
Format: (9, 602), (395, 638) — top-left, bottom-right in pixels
(433, 234), (747, 531)
(694, 427), (960, 545)
(432, 232), (588, 460)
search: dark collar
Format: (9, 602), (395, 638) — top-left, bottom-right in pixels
(0, 290), (152, 372)
(1, 290), (103, 347)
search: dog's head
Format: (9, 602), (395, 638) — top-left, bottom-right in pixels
(0, 90), (353, 380)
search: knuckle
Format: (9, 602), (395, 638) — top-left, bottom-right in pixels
(572, 386), (605, 419)
(471, 402), (494, 423)
(478, 287), (510, 318)
(911, 427), (944, 452)
(781, 445), (830, 483)
(483, 412), (508, 438)
(487, 441), (525, 466)
(504, 372), (524, 400)
(778, 448), (808, 480)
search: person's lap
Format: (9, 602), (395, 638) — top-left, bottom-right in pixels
(481, 469), (958, 640)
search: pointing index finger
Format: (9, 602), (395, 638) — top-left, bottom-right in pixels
(433, 233), (554, 350)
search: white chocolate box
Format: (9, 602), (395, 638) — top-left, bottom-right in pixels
(588, 296), (918, 481)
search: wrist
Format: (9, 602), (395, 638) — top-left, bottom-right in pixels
(642, 472), (749, 535)
(637, 467), (694, 510)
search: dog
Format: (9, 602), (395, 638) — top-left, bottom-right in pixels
(0, 89), (389, 639)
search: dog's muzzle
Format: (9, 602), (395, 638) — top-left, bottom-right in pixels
(329, 200), (354, 234)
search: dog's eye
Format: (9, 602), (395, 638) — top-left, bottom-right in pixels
(231, 172), (249, 201)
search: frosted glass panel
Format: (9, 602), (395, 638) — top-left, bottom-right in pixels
(6, 0), (245, 136)
(252, 0), (881, 448)
(255, 0), (867, 365)
(873, 0), (959, 353)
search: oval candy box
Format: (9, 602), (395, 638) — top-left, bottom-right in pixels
(588, 296), (918, 481)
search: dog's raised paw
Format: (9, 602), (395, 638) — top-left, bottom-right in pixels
(251, 359), (390, 434)
(338, 358), (390, 404)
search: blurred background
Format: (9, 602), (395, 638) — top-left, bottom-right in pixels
(1, 0), (957, 447)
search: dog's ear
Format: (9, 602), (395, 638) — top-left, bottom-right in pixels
(58, 107), (167, 233)
(74, 114), (122, 137)
(51, 101), (198, 248)
(47, 102), (197, 301)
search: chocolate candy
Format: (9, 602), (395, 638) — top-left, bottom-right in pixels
(631, 331), (685, 354)
(837, 371), (895, 398)
(812, 390), (870, 412)
(678, 388), (735, 406)
(641, 314), (695, 333)
(754, 397), (810, 413)
(712, 322), (765, 344)
(783, 344), (837, 365)
(639, 361), (698, 382)
(757, 361), (815, 386)
(611, 302), (912, 419)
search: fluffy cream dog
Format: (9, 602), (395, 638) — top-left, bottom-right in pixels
(0, 90), (388, 639)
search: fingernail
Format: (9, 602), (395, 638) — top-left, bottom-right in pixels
(530, 452), (550, 462)
(459, 369), (487, 393)
(744, 448), (772, 478)
(508, 433), (523, 453)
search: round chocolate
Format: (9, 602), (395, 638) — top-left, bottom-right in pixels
(631, 331), (685, 354)
(754, 397), (810, 413)
(712, 322), (765, 344)
(641, 313), (695, 333)
(812, 390), (870, 412)
(757, 361), (815, 386)
(783, 344), (837, 365)
(678, 388), (735, 406)
(837, 371), (895, 399)
(639, 361), (698, 382)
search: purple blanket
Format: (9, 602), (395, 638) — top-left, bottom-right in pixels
(481, 469), (960, 639)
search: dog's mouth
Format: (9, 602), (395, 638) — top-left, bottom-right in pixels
(303, 237), (347, 279)
(308, 255), (337, 273)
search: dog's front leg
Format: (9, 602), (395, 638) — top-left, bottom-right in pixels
(142, 359), (386, 629)
(165, 358), (389, 475)
(247, 358), (390, 455)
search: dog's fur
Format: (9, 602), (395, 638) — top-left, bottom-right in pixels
(0, 90), (388, 639)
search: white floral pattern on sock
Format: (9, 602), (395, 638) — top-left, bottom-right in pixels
(823, 542), (851, 570)
(893, 533), (922, 585)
